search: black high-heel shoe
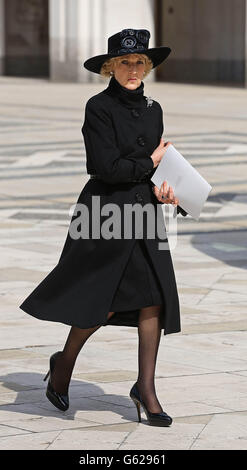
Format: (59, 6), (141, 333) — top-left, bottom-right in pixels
(129, 382), (172, 426)
(43, 351), (69, 411)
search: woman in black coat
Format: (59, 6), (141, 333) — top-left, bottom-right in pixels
(19, 29), (187, 426)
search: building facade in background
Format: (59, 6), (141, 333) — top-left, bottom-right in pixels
(0, 0), (246, 86)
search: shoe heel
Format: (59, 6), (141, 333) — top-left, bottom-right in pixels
(129, 382), (173, 427)
(44, 351), (69, 412)
(43, 351), (59, 382)
(43, 370), (50, 381)
(130, 396), (142, 423)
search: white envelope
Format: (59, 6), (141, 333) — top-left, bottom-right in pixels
(151, 144), (212, 220)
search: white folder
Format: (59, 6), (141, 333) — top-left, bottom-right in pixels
(151, 144), (212, 220)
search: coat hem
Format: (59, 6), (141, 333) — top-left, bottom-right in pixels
(19, 302), (181, 335)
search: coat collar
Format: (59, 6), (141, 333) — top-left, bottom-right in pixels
(104, 75), (146, 108)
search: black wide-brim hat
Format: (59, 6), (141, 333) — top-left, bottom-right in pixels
(83, 28), (171, 74)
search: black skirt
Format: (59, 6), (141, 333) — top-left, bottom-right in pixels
(105, 238), (164, 327)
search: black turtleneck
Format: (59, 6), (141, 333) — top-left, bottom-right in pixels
(104, 75), (146, 108)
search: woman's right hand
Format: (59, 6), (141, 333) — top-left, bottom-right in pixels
(151, 139), (172, 168)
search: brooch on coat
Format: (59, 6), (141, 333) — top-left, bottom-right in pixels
(145, 96), (153, 107)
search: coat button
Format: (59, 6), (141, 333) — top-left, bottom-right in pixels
(135, 192), (144, 204)
(131, 109), (140, 118)
(137, 136), (145, 146)
(144, 168), (152, 175)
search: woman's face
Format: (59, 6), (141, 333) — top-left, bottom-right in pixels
(112, 54), (146, 89)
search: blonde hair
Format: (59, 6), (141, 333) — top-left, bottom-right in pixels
(100, 53), (153, 79)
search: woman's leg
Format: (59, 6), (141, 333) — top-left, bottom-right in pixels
(137, 305), (163, 413)
(50, 311), (116, 394)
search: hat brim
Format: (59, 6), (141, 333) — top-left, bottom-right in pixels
(83, 47), (171, 74)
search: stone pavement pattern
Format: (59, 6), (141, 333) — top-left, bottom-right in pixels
(0, 77), (247, 450)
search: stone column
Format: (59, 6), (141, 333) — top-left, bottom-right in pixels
(245, 0), (247, 87)
(49, 0), (99, 82)
(0, 0), (5, 75)
(160, 0), (246, 86)
(49, 0), (156, 83)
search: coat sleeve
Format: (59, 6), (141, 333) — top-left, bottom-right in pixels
(151, 106), (188, 217)
(81, 100), (154, 184)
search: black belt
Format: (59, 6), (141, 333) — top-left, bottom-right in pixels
(89, 174), (150, 183)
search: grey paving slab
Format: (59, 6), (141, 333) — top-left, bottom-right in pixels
(190, 412), (247, 450)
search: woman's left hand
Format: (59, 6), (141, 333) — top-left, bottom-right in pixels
(152, 181), (179, 205)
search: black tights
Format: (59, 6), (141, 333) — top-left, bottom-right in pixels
(50, 305), (163, 413)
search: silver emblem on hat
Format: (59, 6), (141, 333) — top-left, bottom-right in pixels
(121, 37), (137, 48)
(120, 29), (135, 37)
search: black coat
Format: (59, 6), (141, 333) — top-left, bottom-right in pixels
(19, 76), (187, 335)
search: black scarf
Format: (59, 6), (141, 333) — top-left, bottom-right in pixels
(104, 75), (146, 108)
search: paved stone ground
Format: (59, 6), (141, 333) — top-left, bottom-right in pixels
(0, 76), (247, 450)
